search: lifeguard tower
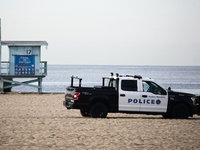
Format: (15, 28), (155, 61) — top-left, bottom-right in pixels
(0, 19), (48, 93)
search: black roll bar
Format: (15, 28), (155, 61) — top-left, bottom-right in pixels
(71, 76), (82, 87)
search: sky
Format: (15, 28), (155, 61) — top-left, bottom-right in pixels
(0, 0), (200, 66)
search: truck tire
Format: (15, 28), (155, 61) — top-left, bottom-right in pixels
(172, 103), (189, 119)
(90, 103), (108, 118)
(80, 110), (90, 117)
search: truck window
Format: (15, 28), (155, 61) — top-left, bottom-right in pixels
(121, 80), (137, 91)
(143, 81), (166, 95)
(105, 79), (117, 89)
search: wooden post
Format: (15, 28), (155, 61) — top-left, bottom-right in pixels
(0, 77), (3, 93)
(38, 77), (42, 93)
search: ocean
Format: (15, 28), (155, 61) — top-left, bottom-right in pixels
(11, 65), (200, 95)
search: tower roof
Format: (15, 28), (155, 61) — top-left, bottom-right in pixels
(1, 41), (48, 46)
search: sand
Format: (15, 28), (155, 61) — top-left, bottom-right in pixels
(0, 93), (200, 150)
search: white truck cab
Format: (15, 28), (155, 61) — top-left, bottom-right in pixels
(118, 75), (168, 113)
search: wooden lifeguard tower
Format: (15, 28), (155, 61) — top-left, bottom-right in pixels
(0, 19), (48, 93)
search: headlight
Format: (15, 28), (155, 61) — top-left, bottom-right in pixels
(191, 97), (196, 104)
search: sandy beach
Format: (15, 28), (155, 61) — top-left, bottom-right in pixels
(0, 93), (200, 150)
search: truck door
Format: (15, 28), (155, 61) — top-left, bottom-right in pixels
(119, 79), (140, 111)
(140, 80), (168, 112)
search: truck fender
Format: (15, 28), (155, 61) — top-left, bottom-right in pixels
(168, 99), (194, 117)
(88, 95), (110, 109)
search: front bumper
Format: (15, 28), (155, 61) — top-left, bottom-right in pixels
(196, 105), (200, 115)
(195, 96), (200, 115)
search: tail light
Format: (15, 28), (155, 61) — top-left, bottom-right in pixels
(74, 92), (81, 100)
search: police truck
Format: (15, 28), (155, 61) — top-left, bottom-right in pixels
(63, 73), (200, 119)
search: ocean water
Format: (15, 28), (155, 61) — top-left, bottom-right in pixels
(11, 65), (200, 95)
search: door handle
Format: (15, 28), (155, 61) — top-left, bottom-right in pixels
(120, 94), (125, 97)
(142, 95), (147, 98)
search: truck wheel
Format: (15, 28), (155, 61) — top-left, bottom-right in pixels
(90, 103), (108, 118)
(80, 110), (90, 117)
(172, 104), (189, 119)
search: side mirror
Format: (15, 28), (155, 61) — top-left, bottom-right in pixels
(168, 87), (171, 91)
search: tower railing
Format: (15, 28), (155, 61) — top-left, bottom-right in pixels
(0, 61), (47, 75)
(40, 61), (47, 75)
(0, 61), (10, 75)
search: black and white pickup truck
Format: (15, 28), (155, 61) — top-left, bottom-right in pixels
(63, 73), (200, 119)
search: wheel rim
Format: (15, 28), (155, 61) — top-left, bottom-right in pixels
(174, 105), (189, 119)
(95, 106), (104, 117)
(90, 103), (108, 118)
(177, 108), (185, 117)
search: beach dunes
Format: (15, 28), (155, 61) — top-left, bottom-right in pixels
(0, 93), (200, 149)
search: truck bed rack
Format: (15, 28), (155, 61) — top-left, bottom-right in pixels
(71, 76), (82, 87)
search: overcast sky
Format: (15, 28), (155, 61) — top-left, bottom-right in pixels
(0, 0), (200, 66)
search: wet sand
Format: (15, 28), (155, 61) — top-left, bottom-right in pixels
(0, 93), (200, 150)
